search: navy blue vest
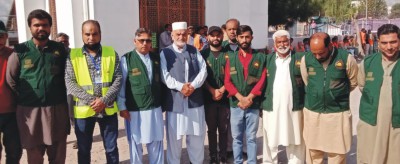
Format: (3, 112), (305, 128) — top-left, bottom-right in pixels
(162, 45), (204, 112)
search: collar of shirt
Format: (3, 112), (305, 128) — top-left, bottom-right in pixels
(275, 52), (291, 60)
(239, 49), (252, 56)
(82, 45), (102, 57)
(172, 43), (187, 53)
(135, 50), (150, 60)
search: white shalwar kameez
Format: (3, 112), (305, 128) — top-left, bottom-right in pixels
(160, 44), (207, 164)
(117, 52), (164, 164)
(262, 54), (305, 164)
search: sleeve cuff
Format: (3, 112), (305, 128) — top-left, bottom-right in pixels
(176, 82), (184, 92)
(250, 90), (261, 96)
(117, 100), (127, 111)
(227, 90), (238, 97)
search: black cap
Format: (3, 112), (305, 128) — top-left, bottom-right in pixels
(0, 20), (6, 33)
(207, 26), (222, 35)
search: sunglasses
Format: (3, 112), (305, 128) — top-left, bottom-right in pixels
(136, 39), (152, 44)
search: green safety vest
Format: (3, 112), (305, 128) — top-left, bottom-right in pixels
(14, 40), (67, 106)
(262, 52), (305, 111)
(360, 53), (400, 128)
(70, 46), (118, 118)
(304, 49), (350, 113)
(124, 51), (161, 111)
(227, 50), (265, 109)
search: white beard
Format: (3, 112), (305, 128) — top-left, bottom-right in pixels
(276, 46), (290, 54)
(174, 40), (186, 48)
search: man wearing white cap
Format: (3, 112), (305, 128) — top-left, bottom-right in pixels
(160, 21), (207, 164)
(261, 30), (305, 164)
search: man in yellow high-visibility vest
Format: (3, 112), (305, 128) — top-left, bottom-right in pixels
(65, 20), (122, 164)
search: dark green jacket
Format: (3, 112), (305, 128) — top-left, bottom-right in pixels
(262, 52), (305, 111)
(124, 51), (161, 111)
(201, 48), (229, 104)
(227, 50), (265, 109)
(14, 40), (67, 106)
(360, 53), (400, 128)
(304, 48), (350, 113)
(222, 40), (239, 52)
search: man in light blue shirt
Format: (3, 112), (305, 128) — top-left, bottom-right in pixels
(117, 28), (164, 164)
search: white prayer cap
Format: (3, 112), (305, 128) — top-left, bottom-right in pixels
(272, 30), (290, 42)
(172, 22), (187, 31)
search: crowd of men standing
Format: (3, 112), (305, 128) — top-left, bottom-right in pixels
(0, 8), (400, 164)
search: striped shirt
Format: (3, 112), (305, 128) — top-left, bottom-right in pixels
(65, 46), (122, 106)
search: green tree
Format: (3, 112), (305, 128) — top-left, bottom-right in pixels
(389, 3), (400, 18)
(268, 0), (321, 26)
(357, 0), (388, 19)
(322, 0), (357, 23)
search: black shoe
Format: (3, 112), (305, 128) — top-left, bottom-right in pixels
(210, 156), (218, 164)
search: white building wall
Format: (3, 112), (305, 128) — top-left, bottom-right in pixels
(91, 0), (139, 54)
(205, 0), (268, 49)
(15, 0), (48, 42)
(17, 0), (267, 50)
(16, 0), (140, 54)
(55, 0), (81, 48)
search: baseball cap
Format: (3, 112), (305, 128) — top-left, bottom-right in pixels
(207, 26), (222, 35)
(0, 20), (7, 33)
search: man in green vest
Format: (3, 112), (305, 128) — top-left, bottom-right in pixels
(224, 25), (267, 164)
(117, 28), (164, 164)
(357, 24), (400, 164)
(6, 9), (69, 163)
(222, 19), (240, 53)
(65, 20), (122, 164)
(222, 18), (240, 157)
(300, 32), (358, 164)
(201, 26), (230, 163)
(261, 30), (305, 163)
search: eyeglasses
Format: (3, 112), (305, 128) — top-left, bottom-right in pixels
(136, 39), (152, 44)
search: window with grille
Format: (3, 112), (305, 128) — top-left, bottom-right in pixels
(139, 0), (205, 34)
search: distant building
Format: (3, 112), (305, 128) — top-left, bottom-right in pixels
(12, 0), (269, 53)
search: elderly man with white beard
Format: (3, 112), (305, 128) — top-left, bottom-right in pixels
(261, 30), (306, 164)
(160, 21), (208, 164)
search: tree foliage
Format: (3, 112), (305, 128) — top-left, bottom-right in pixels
(268, 0), (321, 26)
(268, 0), (391, 26)
(389, 3), (400, 19)
(321, 0), (357, 22)
(357, 0), (388, 19)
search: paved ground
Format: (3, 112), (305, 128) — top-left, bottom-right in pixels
(2, 88), (361, 164)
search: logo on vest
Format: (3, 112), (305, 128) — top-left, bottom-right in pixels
(230, 67), (237, 75)
(308, 67), (316, 75)
(335, 60), (344, 69)
(253, 61), (260, 69)
(224, 53), (229, 60)
(154, 61), (159, 65)
(131, 68), (141, 76)
(366, 72), (374, 81)
(295, 60), (301, 67)
(23, 59), (34, 69)
(54, 50), (60, 56)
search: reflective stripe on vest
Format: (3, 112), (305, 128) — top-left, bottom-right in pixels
(70, 46), (118, 118)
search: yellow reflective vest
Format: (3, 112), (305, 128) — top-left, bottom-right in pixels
(70, 46), (118, 118)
